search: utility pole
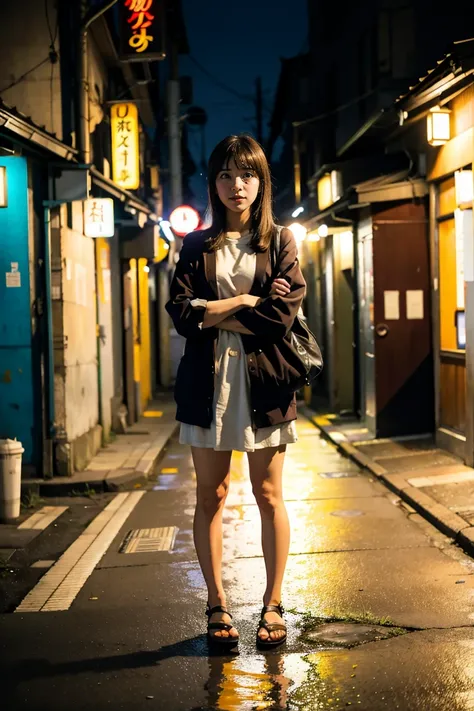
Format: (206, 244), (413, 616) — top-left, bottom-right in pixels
(256, 77), (263, 145)
(167, 43), (183, 208)
(160, 41), (183, 389)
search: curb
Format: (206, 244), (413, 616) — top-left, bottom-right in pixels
(23, 422), (180, 498)
(302, 407), (474, 559)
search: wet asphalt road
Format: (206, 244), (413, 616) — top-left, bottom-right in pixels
(3, 417), (474, 710)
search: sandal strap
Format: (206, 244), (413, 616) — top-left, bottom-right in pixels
(261, 603), (284, 617)
(206, 604), (232, 619)
(258, 620), (287, 633)
(208, 621), (234, 632)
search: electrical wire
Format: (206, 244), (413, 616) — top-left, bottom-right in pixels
(187, 54), (254, 104)
(0, 56), (51, 94)
(293, 88), (377, 128)
(45, 0), (59, 46)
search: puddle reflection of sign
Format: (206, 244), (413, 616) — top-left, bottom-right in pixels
(84, 198), (115, 238)
(111, 103), (140, 191)
(119, 0), (166, 62)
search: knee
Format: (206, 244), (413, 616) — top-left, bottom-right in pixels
(196, 481), (229, 516)
(252, 480), (282, 518)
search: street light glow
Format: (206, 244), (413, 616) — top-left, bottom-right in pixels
(318, 224), (329, 238)
(292, 206), (304, 218)
(288, 222), (307, 245)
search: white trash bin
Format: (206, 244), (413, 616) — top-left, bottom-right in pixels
(0, 439), (24, 522)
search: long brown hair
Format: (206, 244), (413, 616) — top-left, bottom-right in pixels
(203, 134), (275, 252)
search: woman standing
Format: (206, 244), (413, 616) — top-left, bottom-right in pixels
(166, 134), (306, 648)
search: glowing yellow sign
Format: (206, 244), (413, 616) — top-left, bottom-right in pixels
(84, 198), (115, 238)
(111, 103), (140, 190)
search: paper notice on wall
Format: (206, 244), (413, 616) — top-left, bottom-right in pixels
(384, 290), (400, 320)
(6, 262), (20, 287)
(406, 290), (424, 320)
(6, 272), (21, 287)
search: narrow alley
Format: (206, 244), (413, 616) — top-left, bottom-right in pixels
(2, 415), (474, 710)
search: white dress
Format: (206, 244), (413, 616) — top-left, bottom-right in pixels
(179, 231), (298, 452)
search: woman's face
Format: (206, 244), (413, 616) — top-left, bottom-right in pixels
(215, 158), (260, 215)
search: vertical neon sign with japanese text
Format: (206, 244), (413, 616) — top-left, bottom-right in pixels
(111, 103), (140, 191)
(120, 0), (166, 62)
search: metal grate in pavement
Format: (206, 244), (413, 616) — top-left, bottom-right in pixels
(119, 527), (178, 554)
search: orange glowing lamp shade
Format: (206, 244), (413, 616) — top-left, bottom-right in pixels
(169, 205), (200, 236)
(427, 106), (451, 146)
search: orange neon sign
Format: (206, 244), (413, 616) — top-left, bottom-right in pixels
(120, 0), (166, 62)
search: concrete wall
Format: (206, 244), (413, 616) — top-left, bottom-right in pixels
(61, 203), (98, 443)
(0, 0), (63, 139)
(96, 238), (115, 442)
(52, 203), (101, 474)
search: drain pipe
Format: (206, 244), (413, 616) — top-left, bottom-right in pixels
(43, 205), (55, 477)
(77, 0), (119, 164)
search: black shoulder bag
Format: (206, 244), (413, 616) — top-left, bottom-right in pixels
(271, 226), (323, 392)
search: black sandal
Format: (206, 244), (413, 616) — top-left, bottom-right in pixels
(206, 604), (239, 646)
(256, 603), (287, 649)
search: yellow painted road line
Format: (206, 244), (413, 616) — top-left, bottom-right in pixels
(143, 410), (163, 418)
(15, 492), (144, 613)
(18, 506), (68, 530)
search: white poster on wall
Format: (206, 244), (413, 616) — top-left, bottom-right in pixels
(406, 290), (424, 320)
(384, 290), (400, 320)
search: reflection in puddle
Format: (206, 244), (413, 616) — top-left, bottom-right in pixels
(204, 653), (314, 710)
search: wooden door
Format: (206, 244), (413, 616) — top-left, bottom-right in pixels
(372, 202), (434, 437)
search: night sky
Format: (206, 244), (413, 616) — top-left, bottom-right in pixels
(180, 0), (308, 210)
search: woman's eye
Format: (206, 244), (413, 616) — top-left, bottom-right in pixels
(243, 172), (254, 179)
(219, 173), (230, 179)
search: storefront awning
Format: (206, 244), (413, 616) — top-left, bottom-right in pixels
(0, 101), (77, 160)
(90, 167), (155, 219)
(353, 171), (428, 204)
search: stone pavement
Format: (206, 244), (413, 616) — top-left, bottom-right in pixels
(3, 415), (474, 709)
(24, 392), (179, 496)
(306, 407), (474, 559)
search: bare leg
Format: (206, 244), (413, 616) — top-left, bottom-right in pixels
(191, 446), (238, 639)
(247, 445), (289, 642)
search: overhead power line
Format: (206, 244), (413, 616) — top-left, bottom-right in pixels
(0, 56), (51, 95)
(187, 54), (254, 104)
(293, 88), (377, 128)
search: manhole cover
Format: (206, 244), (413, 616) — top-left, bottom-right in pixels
(330, 509), (365, 517)
(120, 527), (178, 554)
(319, 472), (359, 479)
(305, 622), (400, 647)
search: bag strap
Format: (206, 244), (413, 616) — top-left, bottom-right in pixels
(271, 224), (283, 273)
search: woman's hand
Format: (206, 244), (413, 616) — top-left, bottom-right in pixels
(240, 294), (261, 308)
(270, 278), (291, 297)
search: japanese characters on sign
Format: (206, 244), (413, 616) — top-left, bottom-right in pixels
(110, 103), (140, 191)
(119, 0), (166, 62)
(84, 198), (115, 238)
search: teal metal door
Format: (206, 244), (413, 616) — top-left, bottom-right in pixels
(0, 156), (37, 464)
